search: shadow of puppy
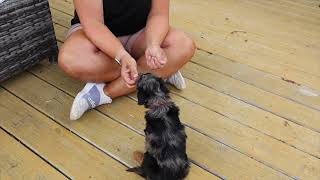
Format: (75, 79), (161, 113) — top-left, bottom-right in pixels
(127, 73), (190, 180)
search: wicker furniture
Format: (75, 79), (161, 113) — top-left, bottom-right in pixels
(0, 0), (58, 82)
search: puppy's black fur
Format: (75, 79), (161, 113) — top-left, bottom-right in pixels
(127, 73), (190, 180)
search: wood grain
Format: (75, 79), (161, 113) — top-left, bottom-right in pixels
(0, 129), (67, 180)
(0, 88), (141, 180)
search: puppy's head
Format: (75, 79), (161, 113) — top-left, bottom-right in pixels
(137, 73), (169, 106)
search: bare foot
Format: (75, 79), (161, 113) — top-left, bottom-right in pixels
(133, 151), (144, 164)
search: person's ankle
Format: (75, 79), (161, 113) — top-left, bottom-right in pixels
(103, 84), (114, 99)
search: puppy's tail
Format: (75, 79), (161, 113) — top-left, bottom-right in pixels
(127, 166), (146, 177)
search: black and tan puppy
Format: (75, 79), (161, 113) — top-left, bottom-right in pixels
(127, 73), (190, 180)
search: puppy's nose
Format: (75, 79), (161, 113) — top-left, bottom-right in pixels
(137, 74), (144, 81)
(139, 73), (148, 80)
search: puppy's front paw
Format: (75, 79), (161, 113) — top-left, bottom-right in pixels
(133, 151), (144, 164)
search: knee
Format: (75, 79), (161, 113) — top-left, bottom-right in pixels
(182, 36), (196, 60)
(58, 47), (84, 79)
(58, 47), (121, 81)
(174, 32), (196, 62)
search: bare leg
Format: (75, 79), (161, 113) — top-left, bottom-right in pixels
(58, 29), (121, 83)
(59, 29), (122, 120)
(59, 28), (195, 96)
(59, 28), (195, 120)
(104, 28), (196, 98)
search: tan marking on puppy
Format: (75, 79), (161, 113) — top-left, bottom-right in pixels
(133, 151), (144, 165)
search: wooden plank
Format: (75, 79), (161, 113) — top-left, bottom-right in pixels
(51, 8), (71, 28)
(53, 23), (67, 42)
(181, 62), (320, 134)
(0, 129), (67, 180)
(49, 0), (74, 15)
(170, 0), (320, 83)
(2, 73), (220, 180)
(283, 0), (320, 8)
(172, 71), (320, 152)
(191, 51), (320, 111)
(48, 0), (320, 91)
(247, 0), (320, 21)
(53, 18), (320, 160)
(30, 61), (319, 179)
(0, 88), (140, 180)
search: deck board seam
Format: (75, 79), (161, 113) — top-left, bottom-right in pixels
(183, 75), (320, 137)
(191, 60), (320, 112)
(183, 124), (296, 180)
(0, 85), (132, 170)
(181, 78), (320, 135)
(50, 6), (72, 16)
(0, 122), (71, 180)
(50, 6), (73, 16)
(190, 53), (320, 112)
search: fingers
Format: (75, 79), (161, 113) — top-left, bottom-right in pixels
(147, 56), (157, 70)
(145, 51), (154, 69)
(152, 57), (159, 69)
(121, 65), (137, 88)
(156, 53), (167, 68)
(147, 54), (163, 69)
(145, 46), (168, 70)
(129, 62), (138, 82)
(153, 50), (162, 67)
(121, 66), (131, 85)
(146, 55), (153, 69)
(158, 52), (167, 66)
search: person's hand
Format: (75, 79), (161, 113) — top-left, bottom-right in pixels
(145, 45), (168, 69)
(120, 54), (138, 87)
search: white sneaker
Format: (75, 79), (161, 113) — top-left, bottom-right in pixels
(166, 71), (186, 90)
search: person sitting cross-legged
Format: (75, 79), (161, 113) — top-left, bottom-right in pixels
(58, 0), (196, 120)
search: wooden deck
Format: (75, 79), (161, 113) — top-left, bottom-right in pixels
(1, 0), (320, 179)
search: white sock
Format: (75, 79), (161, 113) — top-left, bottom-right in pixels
(166, 71), (187, 90)
(70, 83), (112, 120)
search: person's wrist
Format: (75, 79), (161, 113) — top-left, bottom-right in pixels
(147, 41), (161, 48)
(115, 49), (130, 65)
(122, 55), (135, 64)
(150, 44), (160, 48)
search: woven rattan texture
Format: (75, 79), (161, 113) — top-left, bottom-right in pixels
(0, 0), (58, 82)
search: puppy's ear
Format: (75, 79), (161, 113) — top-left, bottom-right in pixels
(158, 77), (170, 94)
